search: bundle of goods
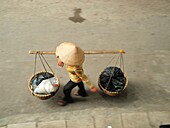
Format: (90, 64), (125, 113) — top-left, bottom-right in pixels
(28, 72), (60, 100)
(98, 66), (128, 96)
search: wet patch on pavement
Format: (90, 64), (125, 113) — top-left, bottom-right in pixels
(69, 8), (86, 23)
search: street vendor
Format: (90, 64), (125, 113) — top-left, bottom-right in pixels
(56, 42), (97, 106)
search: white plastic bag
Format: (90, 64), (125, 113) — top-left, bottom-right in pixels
(34, 77), (59, 94)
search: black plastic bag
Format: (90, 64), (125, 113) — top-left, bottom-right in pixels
(99, 66), (126, 93)
(35, 72), (54, 85)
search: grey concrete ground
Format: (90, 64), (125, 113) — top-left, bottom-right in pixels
(0, 110), (170, 128)
(0, 0), (170, 127)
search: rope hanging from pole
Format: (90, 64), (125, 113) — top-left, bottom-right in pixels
(98, 52), (127, 96)
(29, 52), (60, 100)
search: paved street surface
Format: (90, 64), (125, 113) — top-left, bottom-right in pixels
(0, 110), (170, 128)
(0, 0), (170, 127)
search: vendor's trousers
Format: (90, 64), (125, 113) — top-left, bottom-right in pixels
(63, 80), (87, 102)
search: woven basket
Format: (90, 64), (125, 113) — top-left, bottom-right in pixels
(28, 71), (60, 100)
(98, 73), (128, 96)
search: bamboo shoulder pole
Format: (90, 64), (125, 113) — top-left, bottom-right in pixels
(84, 50), (125, 54)
(29, 51), (56, 55)
(29, 50), (125, 55)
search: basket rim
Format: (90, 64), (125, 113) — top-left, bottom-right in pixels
(28, 71), (60, 98)
(98, 71), (128, 96)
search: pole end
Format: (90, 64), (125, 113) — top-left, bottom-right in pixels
(119, 49), (125, 53)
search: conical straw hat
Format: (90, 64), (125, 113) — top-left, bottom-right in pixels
(56, 42), (85, 66)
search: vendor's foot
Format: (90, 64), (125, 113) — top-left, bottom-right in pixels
(73, 91), (87, 97)
(74, 91), (79, 96)
(57, 100), (67, 106)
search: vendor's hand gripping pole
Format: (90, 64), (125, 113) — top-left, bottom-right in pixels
(29, 50), (125, 55)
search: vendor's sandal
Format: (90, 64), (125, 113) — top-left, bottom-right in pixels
(57, 100), (67, 106)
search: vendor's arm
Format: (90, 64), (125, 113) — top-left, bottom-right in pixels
(75, 70), (97, 92)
